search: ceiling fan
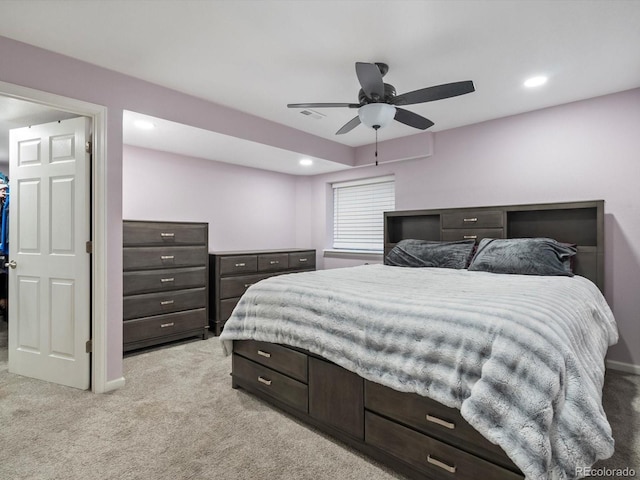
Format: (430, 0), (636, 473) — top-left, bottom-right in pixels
(287, 62), (475, 135)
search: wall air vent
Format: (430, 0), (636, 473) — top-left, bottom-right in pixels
(300, 109), (326, 120)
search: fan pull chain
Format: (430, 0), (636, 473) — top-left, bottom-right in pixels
(375, 127), (379, 166)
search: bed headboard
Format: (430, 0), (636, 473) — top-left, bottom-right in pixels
(384, 200), (604, 291)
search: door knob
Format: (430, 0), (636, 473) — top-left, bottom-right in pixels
(4, 260), (16, 269)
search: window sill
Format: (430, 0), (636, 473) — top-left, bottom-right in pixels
(323, 249), (384, 260)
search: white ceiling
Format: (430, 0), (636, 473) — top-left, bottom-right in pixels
(1, 0), (639, 174)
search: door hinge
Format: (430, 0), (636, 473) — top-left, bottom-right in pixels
(86, 241), (92, 254)
(86, 339), (92, 353)
(85, 141), (92, 153)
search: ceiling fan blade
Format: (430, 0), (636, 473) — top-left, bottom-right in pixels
(356, 62), (385, 100)
(287, 102), (360, 108)
(336, 116), (361, 135)
(394, 108), (434, 130)
(392, 81), (475, 106)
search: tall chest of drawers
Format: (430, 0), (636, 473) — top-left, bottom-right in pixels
(209, 248), (316, 336)
(123, 220), (209, 352)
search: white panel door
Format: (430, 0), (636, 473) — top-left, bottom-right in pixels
(8, 117), (91, 389)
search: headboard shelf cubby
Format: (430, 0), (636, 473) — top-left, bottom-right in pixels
(384, 200), (604, 291)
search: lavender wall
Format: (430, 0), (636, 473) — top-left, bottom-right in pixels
(0, 35), (350, 384)
(299, 89), (640, 368)
(2, 34), (638, 380)
(123, 145), (299, 250)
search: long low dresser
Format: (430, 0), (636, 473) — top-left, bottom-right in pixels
(209, 248), (316, 336)
(123, 220), (209, 352)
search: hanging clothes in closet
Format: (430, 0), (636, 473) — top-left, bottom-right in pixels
(0, 172), (8, 318)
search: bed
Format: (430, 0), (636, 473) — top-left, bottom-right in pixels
(219, 200), (618, 480)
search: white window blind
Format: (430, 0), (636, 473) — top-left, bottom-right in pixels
(332, 175), (395, 252)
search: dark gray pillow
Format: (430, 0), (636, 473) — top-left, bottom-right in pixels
(467, 238), (576, 276)
(385, 239), (476, 269)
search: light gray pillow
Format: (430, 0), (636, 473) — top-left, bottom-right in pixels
(385, 239), (476, 269)
(467, 238), (576, 276)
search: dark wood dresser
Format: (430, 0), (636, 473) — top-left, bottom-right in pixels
(209, 248), (316, 335)
(123, 220), (209, 352)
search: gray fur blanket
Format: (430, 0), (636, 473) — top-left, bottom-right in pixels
(220, 265), (618, 480)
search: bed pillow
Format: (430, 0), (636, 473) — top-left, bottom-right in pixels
(385, 239), (476, 269)
(467, 237), (577, 276)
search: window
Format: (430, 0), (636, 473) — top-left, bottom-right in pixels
(332, 175), (395, 252)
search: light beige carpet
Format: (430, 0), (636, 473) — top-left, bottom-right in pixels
(0, 319), (638, 480)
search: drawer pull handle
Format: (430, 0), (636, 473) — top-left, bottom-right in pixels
(257, 350), (271, 358)
(160, 300), (174, 306)
(463, 235), (477, 240)
(257, 376), (272, 386)
(160, 277), (175, 283)
(235, 262), (246, 267)
(160, 232), (175, 237)
(160, 322), (175, 328)
(427, 455), (456, 473)
(161, 255), (175, 260)
(269, 260), (280, 265)
(426, 414), (456, 430)
(463, 217), (478, 223)
(299, 258), (308, 262)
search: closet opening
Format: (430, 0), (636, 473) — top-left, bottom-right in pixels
(0, 83), (109, 392)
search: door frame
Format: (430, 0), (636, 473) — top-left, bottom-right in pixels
(0, 80), (110, 393)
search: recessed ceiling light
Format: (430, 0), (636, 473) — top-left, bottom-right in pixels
(524, 76), (548, 88)
(134, 119), (155, 130)
(299, 158), (313, 166)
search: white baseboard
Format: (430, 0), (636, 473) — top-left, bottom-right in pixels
(606, 359), (640, 375)
(101, 376), (126, 392)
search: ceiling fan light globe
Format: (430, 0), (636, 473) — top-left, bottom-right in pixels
(358, 103), (396, 129)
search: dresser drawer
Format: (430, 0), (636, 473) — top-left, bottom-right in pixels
(234, 340), (308, 382)
(441, 211), (503, 229)
(365, 381), (515, 469)
(123, 287), (206, 320)
(441, 228), (505, 242)
(366, 412), (522, 480)
(123, 266), (206, 295)
(219, 255), (258, 275)
(232, 354), (308, 412)
(258, 253), (289, 272)
(220, 297), (240, 322)
(289, 251), (316, 269)
(124, 246), (207, 270)
(123, 308), (207, 344)
(124, 221), (207, 246)
(219, 273), (272, 299)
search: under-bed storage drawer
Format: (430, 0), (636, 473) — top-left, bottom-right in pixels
(232, 354), (308, 413)
(234, 340), (308, 382)
(364, 380), (516, 470)
(366, 412), (523, 480)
